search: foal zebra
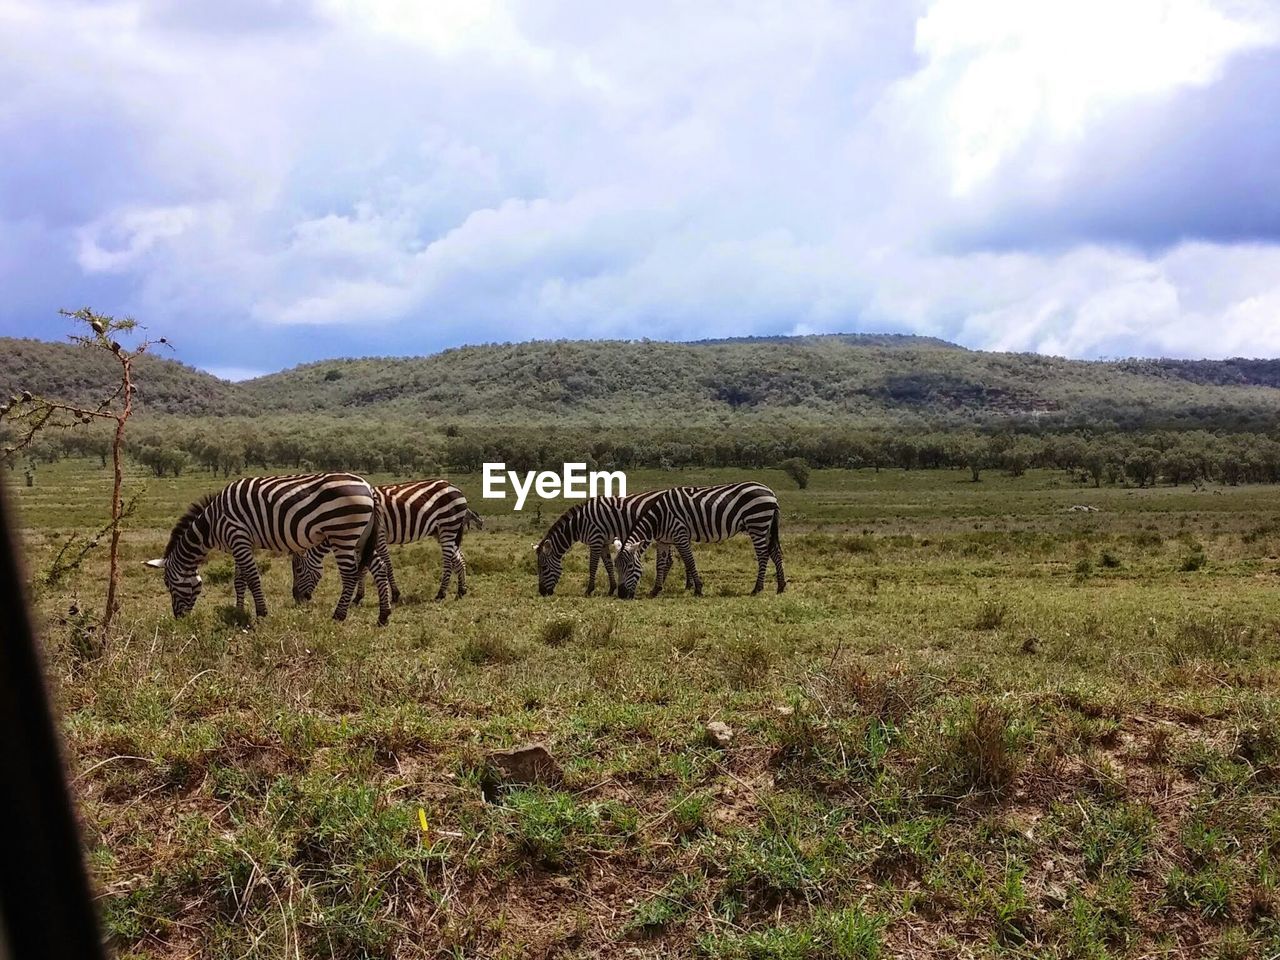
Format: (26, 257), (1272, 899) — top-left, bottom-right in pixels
(534, 492), (692, 596)
(144, 473), (391, 624)
(613, 481), (785, 599)
(292, 480), (477, 604)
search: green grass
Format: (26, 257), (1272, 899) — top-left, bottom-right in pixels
(9, 460), (1280, 957)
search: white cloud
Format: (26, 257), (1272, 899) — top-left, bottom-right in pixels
(75, 205), (202, 273)
(1, 0), (1278, 367)
(898, 0), (1277, 194)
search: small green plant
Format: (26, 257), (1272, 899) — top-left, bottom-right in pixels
(1165, 865), (1234, 920)
(501, 788), (601, 870)
(627, 872), (703, 934)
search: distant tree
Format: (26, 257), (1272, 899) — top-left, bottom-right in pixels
(1124, 450), (1158, 488)
(779, 457), (811, 490)
(1, 309), (168, 636)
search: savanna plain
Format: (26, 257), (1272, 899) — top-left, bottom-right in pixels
(10, 461), (1280, 959)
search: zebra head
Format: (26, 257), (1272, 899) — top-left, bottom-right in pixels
(143, 556), (203, 617)
(291, 550), (322, 602)
(148, 496), (213, 617)
(535, 539), (563, 595)
(613, 537), (647, 599)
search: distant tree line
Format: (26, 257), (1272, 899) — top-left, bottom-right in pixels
(7, 416), (1280, 488)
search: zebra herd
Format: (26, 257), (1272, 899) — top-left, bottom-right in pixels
(145, 473), (786, 623)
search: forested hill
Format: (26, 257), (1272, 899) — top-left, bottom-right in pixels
(4, 333), (1280, 430)
(0, 337), (248, 416)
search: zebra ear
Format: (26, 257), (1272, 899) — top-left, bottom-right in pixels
(143, 558), (165, 569)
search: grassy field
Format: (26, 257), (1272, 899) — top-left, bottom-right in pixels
(9, 460), (1280, 959)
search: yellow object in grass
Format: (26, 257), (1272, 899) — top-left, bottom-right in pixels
(418, 807), (429, 835)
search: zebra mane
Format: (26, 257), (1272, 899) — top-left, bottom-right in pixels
(164, 493), (215, 558)
(541, 501), (584, 549)
(619, 500), (655, 547)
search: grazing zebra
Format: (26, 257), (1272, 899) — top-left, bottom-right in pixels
(613, 481), (785, 599)
(535, 492), (692, 596)
(144, 473), (391, 625)
(292, 480), (477, 604)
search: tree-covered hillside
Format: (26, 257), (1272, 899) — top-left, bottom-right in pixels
(239, 336), (1280, 430)
(4, 332), (1280, 430)
(0, 337), (247, 416)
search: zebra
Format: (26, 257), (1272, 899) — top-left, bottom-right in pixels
(292, 480), (478, 604)
(144, 473), (391, 625)
(613, 481), (785, 599)
(534, 492), (693, 596)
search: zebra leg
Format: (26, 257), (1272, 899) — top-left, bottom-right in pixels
(383, 541), (400, 604)
(369, 550), (392, 625)
(355, 535), (391, 605)
(233, 570), (246, 610)
(664, 544), (695, 590)
(332, 550), (360, 622)
(675, 537), (702, 597)
(750, 530), (770, 595)
(230, 534), (268, 618)
(586, 544), (600, 596)
(454, 549), (467, 598)
(772, 539), (786, 594)
(603, 546), (618, 596)
(435, 536), (456, 601)
(651, 546), (674, 598)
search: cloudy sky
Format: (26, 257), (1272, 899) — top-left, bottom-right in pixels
(2, 0), (1279, 378)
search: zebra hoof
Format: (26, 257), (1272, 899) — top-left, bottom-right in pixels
(391, 590), (402, 604)
(457, 587), (467, 598)
(377, 613), (390, 627)
(332, 610), (347, 622)
(434, 592), (446, 602)
(777, 584), (786, 594)
(751, 586), (763, 595)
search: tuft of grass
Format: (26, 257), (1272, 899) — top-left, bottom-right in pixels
(1180, 544), (1207, 572)
(921, 699), (1024, 798)
(720, 637), (776, 689)
(1077, 801), (1156, 877)
(699, 906), (882, 960)
(1165, 864), (1235, 920)
(538, 616), (576, 646)
(974, 599), (1007, 630)
(457, 632), (521, 665)
(500, 788), (608, 871)
(627, 872), (704, 935)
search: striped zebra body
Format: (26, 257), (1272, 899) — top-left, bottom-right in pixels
(146, 473), (391, 624)
(614, 481), (784, 599)
(535, 491), (690, 596)
(292, 480), (475, 603)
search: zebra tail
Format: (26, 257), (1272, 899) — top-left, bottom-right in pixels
(466, 508), (484, 530)
(768, 505), (780, 551)
(357, 504), (381, 573)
